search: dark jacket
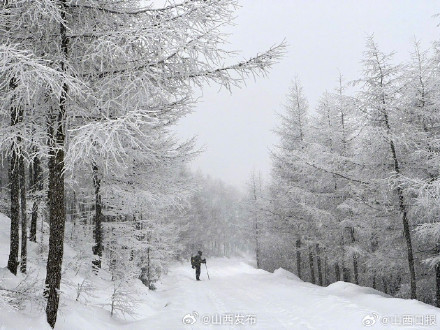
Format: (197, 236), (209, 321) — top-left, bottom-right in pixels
(193, 255), (206, 267)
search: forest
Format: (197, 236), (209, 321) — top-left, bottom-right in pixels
(1, 0), (440, 329)
(256, 38), (440, 307)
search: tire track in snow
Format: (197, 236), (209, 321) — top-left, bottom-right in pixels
(203, 273), (313, 329)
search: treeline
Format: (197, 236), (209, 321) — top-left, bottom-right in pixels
(0, 0), (283, 327)
(250, 37), (440, 306)
(181, 174), (253, 258)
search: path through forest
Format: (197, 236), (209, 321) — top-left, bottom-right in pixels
(124, 258), (440, 330)
(1, 210), (439, 330)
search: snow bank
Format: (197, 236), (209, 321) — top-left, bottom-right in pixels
(272, 268), (302, 282)
(0, 305), (49, 330)
(0, 213), (158, 330)
(325, 281), (390, 298)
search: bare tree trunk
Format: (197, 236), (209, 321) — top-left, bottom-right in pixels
(140, 246), (152, 288)
(92, 163), (103, 271)
(147, 246), (151, 287)
(370, 232), (378, 290)
(7, 74), (20, 275)
(19, 152), (27, 273)
(72, 190), (77, 220)
(341, 234), (350, 282)
(69, 191), (77, 240)
(436, 244), (440, 307)
(109, 228), (116, 281)
(353, 257), (359, 285)
(383, 104), (417, 299)
(296, 239), (301, 279)
(334, 263), (341, 282)
(348, 227), (359, 285)
(45, 110), (67, 328)
(342, 262), (350, 282)
(28, 159), (34, 239)
(382, 277), (388, 294)
(30, 154), (42, 242)
(8, 147), (20, 275)
(308, 245), (315, 284)
(397, 184), (416, 299)
(316, 244), (323, 286)
(250, 171), (262, 268)
(111, 287), (116, 317)
(30, 201), (38, 242)
(436, 266), (440, 305)
(45, 1), (68, 326)
(255, 216), (260, 269)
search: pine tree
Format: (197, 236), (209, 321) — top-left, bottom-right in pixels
(357, 37), (416, 299)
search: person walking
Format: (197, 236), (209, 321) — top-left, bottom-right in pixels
(191, 251), (206, 281)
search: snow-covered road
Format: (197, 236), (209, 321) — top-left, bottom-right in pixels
(2, 216), (439, 330)
(124, 258), (440, 330)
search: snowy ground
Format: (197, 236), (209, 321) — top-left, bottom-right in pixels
(121, 259), (440, 330)
(1, 213), (440, 330)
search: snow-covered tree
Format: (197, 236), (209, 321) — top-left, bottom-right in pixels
(355, 37), (416, 298)
(0, 0), (285, 326)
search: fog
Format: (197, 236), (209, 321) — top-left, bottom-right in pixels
(176, 0), (440, 190)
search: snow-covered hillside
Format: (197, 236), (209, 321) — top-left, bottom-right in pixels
(1, 214), (440, 330)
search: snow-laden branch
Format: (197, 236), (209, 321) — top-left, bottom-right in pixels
(0, 44), (84, 113)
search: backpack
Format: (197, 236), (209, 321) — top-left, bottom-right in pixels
(191, 256), (197, 267)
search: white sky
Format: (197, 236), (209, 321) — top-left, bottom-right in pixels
(175, 0), (440, 190)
